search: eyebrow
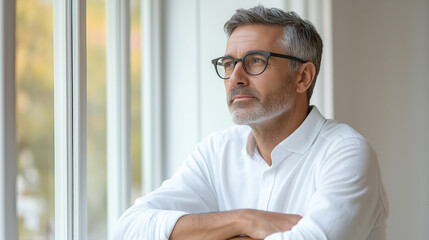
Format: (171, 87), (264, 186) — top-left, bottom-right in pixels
(223, 50), (266, 59)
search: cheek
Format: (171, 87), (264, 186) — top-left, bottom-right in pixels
(256, 78), (294, 100)
(253, 76), (283, 94)
(224, 80), (231, 93)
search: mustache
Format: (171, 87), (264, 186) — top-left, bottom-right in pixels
(227, 87), (261, 103)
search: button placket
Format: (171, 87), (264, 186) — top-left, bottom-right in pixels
(257, 168), (276, 211)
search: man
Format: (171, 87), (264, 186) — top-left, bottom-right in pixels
(115, 5), (389, 240)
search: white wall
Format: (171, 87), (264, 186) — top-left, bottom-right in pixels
(332, 0), (429, 239)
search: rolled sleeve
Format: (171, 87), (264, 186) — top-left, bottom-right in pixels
(114, 207), (188, 240)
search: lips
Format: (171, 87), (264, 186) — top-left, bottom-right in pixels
(231, 94), (256, 103)
(227, 88), (259, 105)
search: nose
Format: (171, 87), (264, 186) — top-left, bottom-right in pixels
(228, 61), (249, 87)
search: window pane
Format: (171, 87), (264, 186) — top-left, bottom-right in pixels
(87, 0), (107, 239)
(130, 0), (142, 203)
(16, 0), (54, 239)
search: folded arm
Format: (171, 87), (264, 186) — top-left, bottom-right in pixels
(170, 209), (302, 240)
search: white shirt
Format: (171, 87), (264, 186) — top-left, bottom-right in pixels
(115, 106), (389, 240)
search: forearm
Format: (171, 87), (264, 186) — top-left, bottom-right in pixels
(169, 209), (301, 240)
(169, 210), (246, 240)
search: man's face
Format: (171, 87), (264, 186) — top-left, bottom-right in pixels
(224, 24), (297, 125)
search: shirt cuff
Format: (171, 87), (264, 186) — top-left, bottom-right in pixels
(155, 210), (189, 239)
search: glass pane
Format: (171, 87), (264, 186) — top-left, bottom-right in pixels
(87, 0), (107, 239)
(16, 0), (54, 239)
(130, 0), (142, 203)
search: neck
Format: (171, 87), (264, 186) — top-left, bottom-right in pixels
(250, 104), (309, 166)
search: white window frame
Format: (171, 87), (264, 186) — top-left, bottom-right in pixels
(106, 0), (132, 239)
(141, 0), (164, 195)
(104, 3), (167, 236)
(53, 0), (87, 239)
(106, 1), (166, 238)
(0, 1), (17, 240)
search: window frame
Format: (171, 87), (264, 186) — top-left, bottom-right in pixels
(0, 0), (17, 239)
(106, 0), (132, 239)
(53, 0), (87, 239)
(141, 0), (164, 195)
(1, 0), (158, 239)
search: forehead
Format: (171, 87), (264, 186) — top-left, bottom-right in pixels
(225, 24), (285, 56)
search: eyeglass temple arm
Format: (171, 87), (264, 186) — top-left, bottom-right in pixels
(269, 52), (308, 63)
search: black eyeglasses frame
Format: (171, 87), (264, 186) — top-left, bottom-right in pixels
(211, 50), (308, 80)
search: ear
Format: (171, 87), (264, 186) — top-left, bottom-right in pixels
(294, 62), (316, 94)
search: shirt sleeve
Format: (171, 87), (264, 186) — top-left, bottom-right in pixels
(265, 137), (389, 240)
(114, 134), (219, 240)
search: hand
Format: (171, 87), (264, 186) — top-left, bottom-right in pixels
(239, 209), (302, 239)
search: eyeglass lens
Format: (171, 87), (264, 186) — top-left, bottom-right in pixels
(215, 52), (267, 79)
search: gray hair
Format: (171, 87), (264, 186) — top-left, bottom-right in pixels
(224, 5), (323, 102)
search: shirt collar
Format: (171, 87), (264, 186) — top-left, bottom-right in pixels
(274, 106), (326, 155)
(244, 106), (326, 159)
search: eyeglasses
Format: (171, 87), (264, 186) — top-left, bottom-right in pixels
(211, 50), (308, 79)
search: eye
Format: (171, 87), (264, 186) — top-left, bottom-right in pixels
(252, 58), (263, 63)
(246, 54), (266, 67)
(222, 59), (234, 69)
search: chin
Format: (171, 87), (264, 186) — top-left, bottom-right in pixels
(230, 112), (267, 125)
(230, 105), (290, 126)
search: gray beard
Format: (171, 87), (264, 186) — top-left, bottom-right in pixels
(227, 75), (295, 125)
(229, 97), (294, 125)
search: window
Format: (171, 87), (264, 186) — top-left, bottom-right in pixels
(3, 0), (153, 238)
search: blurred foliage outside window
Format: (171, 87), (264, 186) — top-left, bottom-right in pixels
(87, 0), (107, 238)
(130, 0), (142, 204)
(16, 0), (54, 239)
